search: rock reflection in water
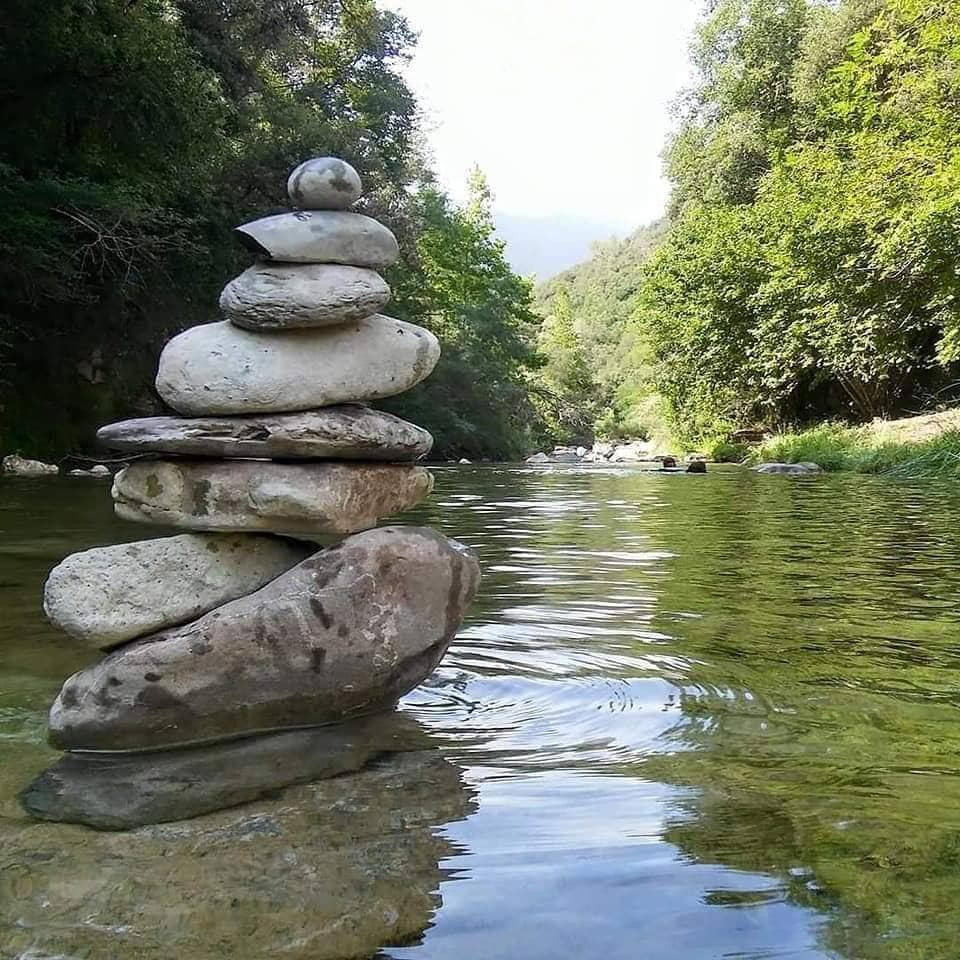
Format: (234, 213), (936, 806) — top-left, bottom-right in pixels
(19, 711), (434, 829)
(3, 745), (475, 959)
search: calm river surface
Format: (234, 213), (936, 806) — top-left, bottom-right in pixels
(3, 464), (960, 959)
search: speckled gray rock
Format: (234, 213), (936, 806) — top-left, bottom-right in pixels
(21, 712), (430, 829)
(43, 534), (310, 649)
(751, 462), (822, 475)
(287, 157), (362, 210)
(48, 526), (481, 751)
(112, 460), (433, 538)
(98, 406), (433, 462)
(220, 263), (390, 330)
(235, 211), (399, 267)
(155, 317), (440, 416)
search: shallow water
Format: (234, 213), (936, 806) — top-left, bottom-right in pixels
(3, 465), (960, 959)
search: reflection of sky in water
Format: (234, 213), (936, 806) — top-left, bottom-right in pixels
(5, 465), (960, 959)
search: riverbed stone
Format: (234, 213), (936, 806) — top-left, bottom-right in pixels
(287, 156), (363, 210)
(220, 263), (390, 330)
(21, 712), (430, 829)
(98, 406), (433, 462)
(155, 317), (440, 416)
(43, 533), (311, 649)
(2, 454), (58, 476)
(235, 210), (399, 267)
(112, 460), (433, 538)
(48, 526), (481, 751)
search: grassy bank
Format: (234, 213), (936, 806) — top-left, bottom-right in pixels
(747, 412), (960, 478)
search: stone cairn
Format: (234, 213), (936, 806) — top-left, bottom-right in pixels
(39, 157), (481, 757)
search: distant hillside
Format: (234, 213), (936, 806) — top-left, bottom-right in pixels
(530, 220), (670, 441)
(493, 212), (628, 278)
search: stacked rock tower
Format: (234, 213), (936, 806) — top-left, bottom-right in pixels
(41, 157), (480, 755)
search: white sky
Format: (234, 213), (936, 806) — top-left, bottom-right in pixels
(381, 0), (702, 230)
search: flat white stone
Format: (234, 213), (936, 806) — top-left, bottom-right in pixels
(220, 263), (390, 330)
(112, 460), (434, 538)
(155, 317), (440, 416)
(44, 533), (310, 649)
(97, 406), (433, 461)
(287, 157), (362, 209)
(235, 211), (399, 267)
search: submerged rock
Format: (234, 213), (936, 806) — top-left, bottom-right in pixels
(48, 526), (481, 751)
(22, 712), (430, 829)
(287, 156), (363, 210)
(112, 460), (433, 538)
(156, 317), (440, 416)
(4, 750), (474, 960)
(220, 262), (390, 330)
(44, 533), (310, 649)
(2, 454), (58, 476)
(751, 462), (822, 475)
(98, 406), (433, 462)
(235, 210), (399, 267)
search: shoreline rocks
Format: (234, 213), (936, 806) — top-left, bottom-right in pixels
(112, 460), (434, 538)
(44, 533), (310, 649)
(156, 316), (440, 416)
(220, 263), (391, 330)
(751, 462), (822, 475)
(49, 526), (481, 752)
(3, 454), (58, 476)
(98, 406), (433, 461)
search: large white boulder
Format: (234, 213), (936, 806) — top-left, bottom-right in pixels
(3, 454), (58, 476)
(156, 317), (440, 416)
(48, 526), (481, 751)
(235, 211), (399, 267)
(97, 406), (433, 461)
(112, 460), (434, 538)
(220, 263), (390, 330)
(287, 156), (362, 210)
(44, 534), (310, 649)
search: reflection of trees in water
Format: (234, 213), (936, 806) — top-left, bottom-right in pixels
(4, 715), (477, 960)
(636, 473), (960, 960)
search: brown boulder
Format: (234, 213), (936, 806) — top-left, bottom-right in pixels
(48, 526), (481, 751)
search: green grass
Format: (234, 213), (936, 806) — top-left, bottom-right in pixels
(750, 423), (960, 478)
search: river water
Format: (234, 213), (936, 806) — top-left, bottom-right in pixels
(3, 464), (960, 959)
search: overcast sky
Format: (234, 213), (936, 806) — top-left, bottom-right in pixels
(381, 0), (701, 232)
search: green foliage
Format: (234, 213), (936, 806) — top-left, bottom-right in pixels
(636, 0), (960, 444)
(384, 179), (543, 460)
(753, 422), (960, 476)
(0, 0), (538, 459)
(532, 222), (667, 443)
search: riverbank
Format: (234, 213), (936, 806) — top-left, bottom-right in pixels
(747, 410), (960, 478)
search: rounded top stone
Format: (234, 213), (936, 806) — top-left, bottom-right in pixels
(287, 157), (362, 210)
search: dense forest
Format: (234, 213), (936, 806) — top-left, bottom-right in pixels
(537, 0), (960, 451)
(0, 0), (542, 462)
(5, 0), (960, 462)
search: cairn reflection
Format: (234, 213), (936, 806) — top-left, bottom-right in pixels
(20, 710), (442, 830)
(6, 716), (475, 960)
